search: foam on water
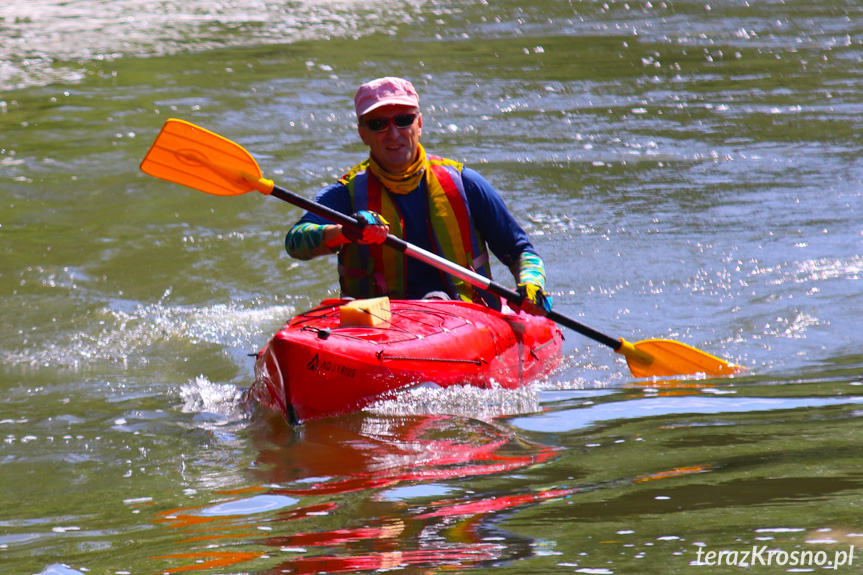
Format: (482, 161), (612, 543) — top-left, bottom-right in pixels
(367, 382), (541, 421)
(1, 291), (294, 371)
(0, 0), (422, 91)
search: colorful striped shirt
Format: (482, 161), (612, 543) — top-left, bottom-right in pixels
(286, 167), (545, 298)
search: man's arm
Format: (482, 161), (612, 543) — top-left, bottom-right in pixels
(462, 167), (538, 270)
(285, 182), (353, 259)
(285, 182), (390, 259)
(462, 168), (552, 313)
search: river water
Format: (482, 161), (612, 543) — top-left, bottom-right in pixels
(3, 0), (863, 573)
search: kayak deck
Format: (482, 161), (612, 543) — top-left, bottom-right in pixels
(250, 298), (563, 425)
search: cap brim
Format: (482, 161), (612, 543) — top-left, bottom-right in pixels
(357, 97), (420, 118)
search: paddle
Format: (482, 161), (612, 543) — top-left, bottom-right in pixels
(140, 118), (742, 378)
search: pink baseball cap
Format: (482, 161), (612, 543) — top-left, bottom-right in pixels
(354, 77), (419, 118)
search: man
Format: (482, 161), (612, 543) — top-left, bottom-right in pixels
(286, 76), (551, 315)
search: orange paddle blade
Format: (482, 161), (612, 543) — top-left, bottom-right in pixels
(620, 338), (742, 378)
(140, 119), (272, 196)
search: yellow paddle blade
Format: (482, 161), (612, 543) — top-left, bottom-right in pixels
(140, 118), (273, 196)
(618, 338), (742, 378)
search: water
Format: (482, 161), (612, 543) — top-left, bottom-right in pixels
(3, 0), (863, 573)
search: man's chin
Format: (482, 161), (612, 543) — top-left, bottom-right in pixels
(383, 157), (412, 173)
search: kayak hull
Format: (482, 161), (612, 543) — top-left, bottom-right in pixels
(250, 299), (563, 425)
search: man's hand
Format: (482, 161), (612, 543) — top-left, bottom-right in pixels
(516, 282), (553, 316)
(342, 210), (390, 244)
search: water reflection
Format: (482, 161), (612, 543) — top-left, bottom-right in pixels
(151, 413), (559, 572)
(512, 390), (863, 433)
(251, 413), (560, 495)
(151, 411), (721, 574)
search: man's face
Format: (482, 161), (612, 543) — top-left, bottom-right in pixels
(358, 104), (422, 174)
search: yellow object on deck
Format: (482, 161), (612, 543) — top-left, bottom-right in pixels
(339, 297), (392, 327)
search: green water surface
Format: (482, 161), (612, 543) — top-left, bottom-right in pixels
(3, 0), (863, 573)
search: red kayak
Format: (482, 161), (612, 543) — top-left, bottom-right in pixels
(250, 298), (563, 425)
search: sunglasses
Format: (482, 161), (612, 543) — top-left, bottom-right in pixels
(362, 113), (418, 132)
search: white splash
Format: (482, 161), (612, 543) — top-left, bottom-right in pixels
(367, 382), (540, 420)
(180, 375), (249, 421)
(2, 295), (294, 370)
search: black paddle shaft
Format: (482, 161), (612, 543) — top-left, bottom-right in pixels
(270, 184), (624, 352)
